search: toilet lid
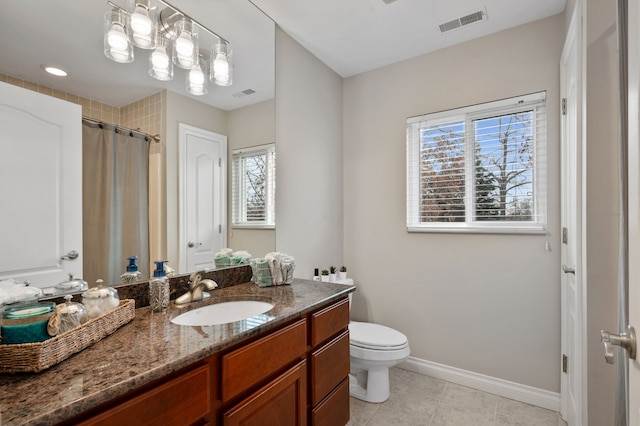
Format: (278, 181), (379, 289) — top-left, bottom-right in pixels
(349, 321), (408, 350)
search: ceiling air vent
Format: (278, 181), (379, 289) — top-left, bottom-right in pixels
(438, 9), (487, 33)
(232, 89), (256, 98)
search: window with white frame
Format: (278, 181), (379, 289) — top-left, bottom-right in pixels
(232, 144), (275, 228)
(406, 92), (547, 233)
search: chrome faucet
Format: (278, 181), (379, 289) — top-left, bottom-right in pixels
(175, 271), (218, 305)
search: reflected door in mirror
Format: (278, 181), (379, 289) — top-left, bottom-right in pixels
(179, 124), (227, 273)
(0, 82), (82, 288)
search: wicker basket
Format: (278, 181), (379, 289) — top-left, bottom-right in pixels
(0, 299), (135, 373)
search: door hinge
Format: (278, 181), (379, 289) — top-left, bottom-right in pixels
(219, 224), (222, 233)
(219, 158), (222, 167)
(562, 98), (567, 116)
(562, 227), (568, 245)
(562, 354), (568, 373)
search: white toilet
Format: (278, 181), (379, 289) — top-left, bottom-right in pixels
(334, 278), (410, 403)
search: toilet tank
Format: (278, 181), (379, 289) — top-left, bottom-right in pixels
(333, 278), (354, 309)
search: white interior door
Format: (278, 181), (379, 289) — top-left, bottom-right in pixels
(627, 0), (640, 422)
(560, 5), (584, 425)
(178, 124), (227, 273)
(0, 81), (82, 289)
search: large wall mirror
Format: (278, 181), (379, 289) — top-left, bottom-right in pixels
(0, 0), (275, 292)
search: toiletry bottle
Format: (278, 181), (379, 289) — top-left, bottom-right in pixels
(120, 256), (143, 284)
(149, 260), (170, 312)
(313, 268), (320, 281)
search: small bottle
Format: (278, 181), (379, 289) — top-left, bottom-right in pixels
(120, 256), (143, 284)
(313, 268), (320, 281)
(149, 260), (170, 312)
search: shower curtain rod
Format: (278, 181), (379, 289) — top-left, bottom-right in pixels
(82, 116), (161, 143)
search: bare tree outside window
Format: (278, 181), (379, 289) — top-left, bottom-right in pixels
(418, 111), (535, 223)
(244, 154), (267, 221)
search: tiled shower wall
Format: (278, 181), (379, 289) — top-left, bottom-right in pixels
(0, 72), (164, 138)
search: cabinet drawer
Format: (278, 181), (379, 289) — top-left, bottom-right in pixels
(222, 319), (307, 402)
(223, 360), (307, 426)
(311, 377), (350, 426)
(78, 364), (210, 426)
(310, 330), (350, 406)
(310, 297), (349, 347)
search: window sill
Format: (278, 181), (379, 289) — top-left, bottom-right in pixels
(232, 224), (275, 230)
(407, 224), (546, 235)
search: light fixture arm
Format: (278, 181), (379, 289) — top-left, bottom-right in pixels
(106, 0), (229, 44)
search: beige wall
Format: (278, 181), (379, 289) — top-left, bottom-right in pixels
(585, 0), (619, 423)
(275, 28), (344, 278)
(227, 99), (276, 257)
(342, 15), (564, 392)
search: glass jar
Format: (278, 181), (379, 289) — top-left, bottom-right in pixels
(54, 295), (89, 335)
(81, 280), (120, 319)
(1, 302), (56, 344)
(54, 273), (89, 292)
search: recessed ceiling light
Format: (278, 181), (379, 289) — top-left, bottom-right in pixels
(40, 64), (68, 77)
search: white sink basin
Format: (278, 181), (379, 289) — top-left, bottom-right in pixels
(171, 300), (274, 326)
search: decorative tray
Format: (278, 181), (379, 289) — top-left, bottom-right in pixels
(0, 299), (135, 373)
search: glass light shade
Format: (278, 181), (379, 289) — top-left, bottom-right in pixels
(128, 0), (156, 49)
(149, 36), (173, 81)
(172, 18), (198, 69)
(104, 10), (134, 63)
(210, 41), (232, 86)
(186, 60), (208, 96)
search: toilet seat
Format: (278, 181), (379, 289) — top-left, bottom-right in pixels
(349, 321), (408, 350)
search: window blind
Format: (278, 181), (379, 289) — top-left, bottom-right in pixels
(406, 91), (547, 233)
(232, 144), (276, 228)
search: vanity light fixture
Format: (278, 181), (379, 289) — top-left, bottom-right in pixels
(104, 0), (233, 96)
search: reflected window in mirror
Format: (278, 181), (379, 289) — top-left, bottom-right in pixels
(232, 144), (275, 229)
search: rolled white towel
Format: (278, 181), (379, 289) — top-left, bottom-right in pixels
(265, 252), (283, 285)
(232, 250), (252, 260)
(215, 248), (234, 257)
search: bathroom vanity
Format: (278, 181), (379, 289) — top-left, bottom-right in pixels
(0, 279), (354, 425)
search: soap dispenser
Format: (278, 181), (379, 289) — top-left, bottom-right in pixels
(120, 256), (143, 284)
(149, 260), (170, 312)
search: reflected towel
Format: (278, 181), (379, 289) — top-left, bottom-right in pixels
(0, 279), (43, 305)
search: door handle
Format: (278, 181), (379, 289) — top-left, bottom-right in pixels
(188, 241), (195, 248)
(60, 250), (79, 260)
(600, 325), (636, 364)
(562, 265), (575, 274)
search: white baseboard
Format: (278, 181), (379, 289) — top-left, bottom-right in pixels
(399, 356), (560, 412)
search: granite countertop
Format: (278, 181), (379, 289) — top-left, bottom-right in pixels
(0, 279), (355, 425)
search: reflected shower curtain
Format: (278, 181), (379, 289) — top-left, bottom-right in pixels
(82, 121), (150, 286)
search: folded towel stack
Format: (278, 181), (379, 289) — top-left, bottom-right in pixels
(214, 248), (233, 268)
(215, 248), (252, 268)
(250, 258), (273, 287)
(250, 252), (295, 287)
(0, 279), (43, 306)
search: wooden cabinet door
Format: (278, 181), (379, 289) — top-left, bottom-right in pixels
(223, 360), (307, 426)
(78, 364), (210, 426)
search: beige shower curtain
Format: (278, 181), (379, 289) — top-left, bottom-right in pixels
(82, 120), (150, 286)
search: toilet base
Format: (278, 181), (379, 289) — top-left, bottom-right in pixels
(349, 367), (390, 403)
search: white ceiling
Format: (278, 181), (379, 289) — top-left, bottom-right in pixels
(0, 0), (566, 111)
(252, 0), (567, 78)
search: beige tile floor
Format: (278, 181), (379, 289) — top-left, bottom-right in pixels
(348, 368), (568, 426)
